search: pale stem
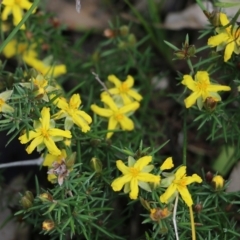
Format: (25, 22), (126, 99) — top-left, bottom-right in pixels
(173, 194), (179, 240)
(91, 71), (112, 96)
(189, 205), (196, 240)
(0, 156), (43, 169)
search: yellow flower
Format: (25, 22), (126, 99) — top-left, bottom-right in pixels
(111, 156), (160, 200)
(0, 90), (14, 113)
(1, 0), (35, 30)
(42, 220), (55, 231)
(160, 157), (174, 171)
(3, 39), (66, 78)
(91, 94), (140, 139)
(182, 71), (230, 108)
(160, 166), (202, 207)
(19, 107), (72, 155)
(53, 94), (92, 132)
(208, 13), (240, 62)
(212, 175), (224, 190)
(101, 75), (143, 105)
(20, 73), (57, 102)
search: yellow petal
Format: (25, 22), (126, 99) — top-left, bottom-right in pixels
(107, 116), (118, 139)
(137, 173), (160, 183)
(43, 137), (61, 156)
(128, 89), (143, 101)
(111, 174), (132, 191)
(91, 104), (113, 117)
(195, 71), (210, 84)
(175, 166), (186, 180)
(19, 130), (41, 144)
(185, 174), (202, 185)
(1, 6), (12, 21)
(160, 157), (174, 170)
(181, 75), (196, 91)
(224, 40), (234, 62)
(207, 84), (230, 92)
(12, 6), (25, 29)
(207, 33), (228, 47)
(134, 156), (152, 170)
(119, 116), (134, 131)
(26, 136), (43, 154)
(125, 75), (134, 88)
(129, 178), (139, 199)
(119, 101), (140, 114)
(177, 186), (193, 206)
(48, 128), (72, 138)
(108, 75), (121, 87)
(101, 95), (118, 111)
(116, 160), (130, 174)
(220, 13), (229, 26)
(40, 107), (50, 130)
(184, 91), (201, 108)
(160, 183), (177, 204)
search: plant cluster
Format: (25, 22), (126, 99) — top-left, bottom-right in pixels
(0, 0), (240, 240)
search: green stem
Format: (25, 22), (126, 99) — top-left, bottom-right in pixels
(183, 110), (187, 166)
(187, 58), (194, 76)
(189, 206), (196, 240)
(0, 0), (40, 54)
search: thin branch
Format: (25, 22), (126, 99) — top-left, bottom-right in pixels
(173, 194), (179, 240)
(91, 71), (112, 96)
(0, 156), (43, 169)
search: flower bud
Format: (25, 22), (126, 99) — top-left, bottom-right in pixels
(194, 203), (203, 213)
(204, 10), (221, 27)
(90, 157), (103, 173)
(119, 25), (129, 36)
(205, 171), (213, 182)
(150, 207), (171, 222)
(39, 192), (53, 202)
(204, 97), (217, 111)
(42, 220), (55, 231)
(212, 175), (224, 190)
(127, 34), (136, 46)
(21, 196), (32, 209)
(25, 191), (34, 202)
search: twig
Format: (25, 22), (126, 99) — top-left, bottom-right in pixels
(0, 156), (44, 169)
(91, 71), (112, 96)
(173, 194), (179, 240)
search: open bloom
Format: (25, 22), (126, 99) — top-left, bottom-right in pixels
(1, 0), (35, 29)
(53, 94), (92, 131)
(91, 94), (139, 139)
(19, 107), (71, 155)
(111, 156), (160, 199)
(0, 90), (14, 113)
(182, 71), (230, 108)
(3, 39), (66, 77)
(160, 166), (202, 207)
(101, 75), (143, 105)
(208, 13), (240, 62)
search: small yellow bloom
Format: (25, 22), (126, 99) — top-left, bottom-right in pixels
(0, 90), (14, 113)
(19, 107), (72, 155)
(21, 73), (57, 102)
(212, 175), (224, 190)
(160, 166), (202, 207)
(160, 157), (174, 171)
(182, 71), (230, 108)
(91, 94), (140, 139)
(101, 75), (143, 105)
(111, 156), (160, 200)
(1, 0), (35, 30)
(208, 13), (240, 62)
(53, 94), (92, 132)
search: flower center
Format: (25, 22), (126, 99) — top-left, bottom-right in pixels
(41, 128), (49, 138)
(0, 98), (5, 106)
(196, 79), (208, 91)
(130, 167), (139, 177)
(175, 178), (187, 187)
(115, 112), (124, 121)
(119, 82), (129, 93)
(15, 0), (22, 4)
